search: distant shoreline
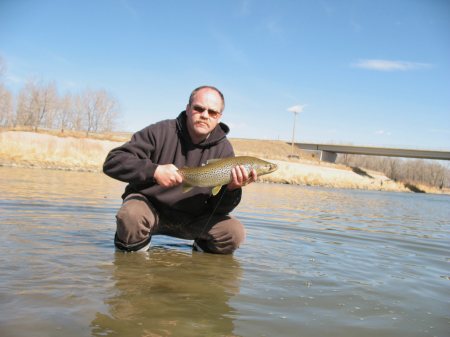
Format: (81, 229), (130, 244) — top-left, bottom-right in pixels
(0, 130), (447, 194)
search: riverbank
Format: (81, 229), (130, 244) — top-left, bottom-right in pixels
(0, 130), (445, 194)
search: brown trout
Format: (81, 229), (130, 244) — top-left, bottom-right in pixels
(178, 156), (278, 196)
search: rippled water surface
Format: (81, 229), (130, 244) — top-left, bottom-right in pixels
(0, 167), (449, 337)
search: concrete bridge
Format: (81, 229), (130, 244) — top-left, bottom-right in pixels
(294, 143), (450, 163)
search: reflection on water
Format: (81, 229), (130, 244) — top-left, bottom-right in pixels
(0, 167), (449, 337)
(92, 250), (241, 336)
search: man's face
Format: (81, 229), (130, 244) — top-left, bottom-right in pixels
(186, 88), (223, 143)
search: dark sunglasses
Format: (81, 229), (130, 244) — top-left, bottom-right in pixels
(191, 104), (222, 119)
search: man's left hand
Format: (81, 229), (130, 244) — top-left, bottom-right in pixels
(227, 165), (257, 191)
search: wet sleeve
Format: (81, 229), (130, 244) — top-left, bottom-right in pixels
(103, 127), (159, 184)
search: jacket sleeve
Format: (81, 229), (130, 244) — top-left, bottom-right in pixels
(207, 140), (242, 214)
(103, 127), (159, 184)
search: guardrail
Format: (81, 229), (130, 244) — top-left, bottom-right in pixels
(294, 143), (450, 162)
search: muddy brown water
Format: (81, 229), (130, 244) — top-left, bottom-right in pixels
(0, 167), (449, 337)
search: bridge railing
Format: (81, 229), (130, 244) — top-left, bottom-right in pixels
(294, 143), (450, 162)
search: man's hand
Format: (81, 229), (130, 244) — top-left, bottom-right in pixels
(154, 164), (183, 188)
(227, 165), (257, 191)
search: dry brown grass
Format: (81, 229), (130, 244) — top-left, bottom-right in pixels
(261, 159), (409, 192)
(0, 131), (119, 171)
(230, 138), (316, 161)
(1, 129), (446, 194)
(0, 126), (132, 142)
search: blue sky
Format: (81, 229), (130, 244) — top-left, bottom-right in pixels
(1, 0), (449, 149)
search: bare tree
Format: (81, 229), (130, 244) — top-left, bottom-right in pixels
(78, 89), (119, 135)
(427, 162), (446, 188)
(79, 89), (99, 135)
(0, 56), (15, 127)
(16, 81), (35, 127)
(339, 153), (351, 166)
(71, 93), (84, 131)
(0, 84), (14, 127)
(1, 55), (121, 135)
(16, 79), (58, 131)
(337, 154), (450, 189)
(35, 82), (57, 131)
(97, 90), (119, 132)
(55, 93), (73, 133)
(0, 55), (6, 78)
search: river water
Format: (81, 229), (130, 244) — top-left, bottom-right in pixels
(0, 166), (448, 337)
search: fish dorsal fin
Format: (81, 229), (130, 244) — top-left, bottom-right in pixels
(206, 158), (221, 165)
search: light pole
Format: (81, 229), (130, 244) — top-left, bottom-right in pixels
(287, 104), (305, 158)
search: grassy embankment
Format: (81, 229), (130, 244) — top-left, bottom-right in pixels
(0, 128), (445, 194)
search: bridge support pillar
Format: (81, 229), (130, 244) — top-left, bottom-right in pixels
(320, 150), (337, 163)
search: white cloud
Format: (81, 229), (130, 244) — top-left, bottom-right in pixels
(237, 0), (251, 16)
(287, 104), (306, 113)
(374, 130), (391, 136)
(6, 74), (24, 84)
(211, 31), (247, 65)
(266, 19), (283, 35)
(61, 80), (78, 91)
(47, 52), (70, 66)
(120, 0), (139, 19)
(352, 59), (432, 71)
(428, 128), (450, 134)
(320, 1), (334, 16)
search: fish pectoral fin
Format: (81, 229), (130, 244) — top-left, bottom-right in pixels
(182, 184), (194, 193)
(211, 185), (222, 196)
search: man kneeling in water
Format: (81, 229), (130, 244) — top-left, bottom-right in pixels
(103, 86), (256, 254)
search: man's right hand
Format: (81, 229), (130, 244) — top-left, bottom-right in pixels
(154, 164), (183, 188)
